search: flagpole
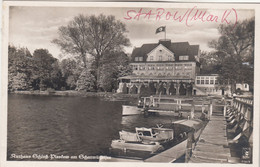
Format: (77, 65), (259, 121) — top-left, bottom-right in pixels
(164, 26), (166, 40)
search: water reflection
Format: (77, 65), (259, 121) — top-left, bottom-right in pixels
(7, 94), (180, 161)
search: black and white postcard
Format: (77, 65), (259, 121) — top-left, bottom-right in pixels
(1, 1), (259, 167)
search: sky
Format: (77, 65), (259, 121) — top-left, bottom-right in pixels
(9, 5), (254, 59)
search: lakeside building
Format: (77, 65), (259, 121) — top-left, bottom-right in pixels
(117, 39), (201, 95)
(194, 74), (231, 96)
(236, 83), (249, 92)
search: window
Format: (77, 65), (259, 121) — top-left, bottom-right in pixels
(179, 56), (189, 60)
(166, 66), (173, 70)
(201, 80), (205, 84)
(133, 65), (138, 70)
(215, 79), (218, 84)
(139, 65), (145, 70)
(148, 65), (155, 70)
(150, 56), (153, 61)
(245, 84), (247, 88)
(135, 57), (143, 61)
(157, 65), (164, 70)
(197, 80), (200, 84)
(210, 80), (214, 84)
(168, 55), (172, 61)
(175, 64), (182, 70)
(159, 55), (162, 61)
(205, 80), (209, 84)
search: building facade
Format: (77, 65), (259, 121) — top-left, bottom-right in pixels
(194, 74), (231, 96)
(117, 39), (201, 95)
(236, 83), (250, 92)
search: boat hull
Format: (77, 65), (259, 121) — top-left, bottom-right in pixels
(111, 140), (164, 153)
(122, 105), (143, 116)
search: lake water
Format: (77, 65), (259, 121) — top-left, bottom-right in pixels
(7, 94), (181, 161)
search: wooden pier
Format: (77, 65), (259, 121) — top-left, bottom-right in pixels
(188, 108), (231, 163)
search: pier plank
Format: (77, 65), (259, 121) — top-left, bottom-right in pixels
(189, 114), (231, 163)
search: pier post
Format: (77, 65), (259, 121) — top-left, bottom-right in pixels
(191, 101), (195, 119)
(208, 99), (213, 120)
(185, 132), (193, 163)
(223, 98), (227, 116)
(143, 97), (147, 109)
(179, 99), (182, 110)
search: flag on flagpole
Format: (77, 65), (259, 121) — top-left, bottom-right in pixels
(155, 26), (166, 34)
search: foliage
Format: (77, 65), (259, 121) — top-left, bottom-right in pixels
(168, 82), (176, 95)
(129, 85), (138, 94)
(8, 46), (33, 91)
(32, 49), (63, 90)
(139, 84), (149, 97)
(207, 18), (254, 92)
(8, 46), (66, 91)
(11, 72), (29, 91)
(121, 83), (128, 94)
(60, 58), (81, 89)
(179, 83), (186, 95)
(52, 14), (131, 90)
(99, 51), (132, 92)
(157, 83), (166, 95)
(148, 82), (156, 95)
(76, 68), (96, 91)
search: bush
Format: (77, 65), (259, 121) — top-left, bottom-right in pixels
(129, 85), (138, 94)
(46, 88), (55, 93)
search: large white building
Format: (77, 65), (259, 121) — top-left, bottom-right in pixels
(117, 39), (200, 95)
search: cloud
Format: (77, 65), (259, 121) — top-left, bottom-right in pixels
(9, 6), (254, 59)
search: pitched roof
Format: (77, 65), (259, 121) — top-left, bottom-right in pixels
(131, 40), (199, 62)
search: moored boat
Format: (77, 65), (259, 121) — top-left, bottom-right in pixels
(100, 119), (205, 162)
(122, 105), (143, 116)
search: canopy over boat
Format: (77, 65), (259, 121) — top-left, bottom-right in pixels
(174, 119), (204, 131)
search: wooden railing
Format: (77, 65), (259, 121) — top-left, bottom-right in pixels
(142, 96), (213, 119)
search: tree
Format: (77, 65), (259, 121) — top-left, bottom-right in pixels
(148, 82), (156, 95)
(12, 72), (29, 91)
(179, 82), (186, 95)
(52, 14), (131, 90)
(76, 68), (96, 91)
(8, 45), (33, 91)
(208, 18), (254, 92)
(32, 49), (60, 90)
(99, 51), (132, 92)
(60, 58), (82, 89)
(199, 51), (222, 74)
(168, 82), (176, 95)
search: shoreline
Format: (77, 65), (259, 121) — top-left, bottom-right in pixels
(10, 90), (140, 101)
